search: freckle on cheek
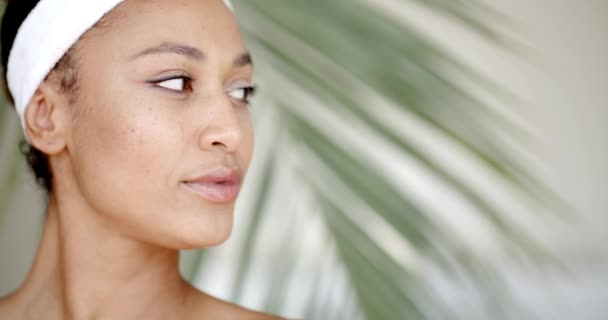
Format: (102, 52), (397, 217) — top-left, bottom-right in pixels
(120, 127), (138, 148)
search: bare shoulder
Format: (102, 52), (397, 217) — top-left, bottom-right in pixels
(187, 287), (288, 320)
(0, 292), (21, 319)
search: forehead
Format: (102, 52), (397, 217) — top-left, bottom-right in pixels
(79, 0), (245, 61)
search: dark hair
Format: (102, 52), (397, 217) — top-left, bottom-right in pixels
(1, 0), (81, 193)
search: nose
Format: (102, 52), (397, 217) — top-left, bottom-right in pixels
(197, 96), (243, 153)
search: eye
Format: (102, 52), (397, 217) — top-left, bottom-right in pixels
(158, 78), (186, 91)
(149, 75), (193, 93)
(228, 85), (257, 104)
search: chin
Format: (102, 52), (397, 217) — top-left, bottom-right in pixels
(178, 232), (232, 249)
(171, 215), (235, 249)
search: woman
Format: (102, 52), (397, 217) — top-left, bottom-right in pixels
(0, 0), (286, 319)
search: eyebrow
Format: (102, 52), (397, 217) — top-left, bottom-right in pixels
(233, 52), (253, 67)
(130, 42), (205, 61)
(130, 42), (253, 67)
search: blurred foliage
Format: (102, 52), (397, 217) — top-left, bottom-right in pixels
(0, 1), (564, 319)
(198, 0), (562, 319)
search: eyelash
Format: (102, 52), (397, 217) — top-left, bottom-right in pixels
(148, 74), (193, 94)
(148, 75), (256, 104)
(233, 85), (257, 104)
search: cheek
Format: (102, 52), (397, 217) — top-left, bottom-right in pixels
(69, 92), (185, 230)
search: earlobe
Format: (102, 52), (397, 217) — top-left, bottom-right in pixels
(24, 83), (68, 155)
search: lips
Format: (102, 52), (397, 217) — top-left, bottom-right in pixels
(183, 167), (242, 203)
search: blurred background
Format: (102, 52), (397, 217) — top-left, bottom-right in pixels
(1, 0), (607, 319)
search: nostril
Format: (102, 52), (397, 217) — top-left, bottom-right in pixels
(198, 126), (241, 152)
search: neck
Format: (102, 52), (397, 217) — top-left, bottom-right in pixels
(15, 193), (192, 320)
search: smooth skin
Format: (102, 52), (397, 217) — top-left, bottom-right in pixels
(0, 0), (285, 319)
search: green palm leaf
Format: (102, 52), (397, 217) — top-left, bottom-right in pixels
(187, 1), (563, 319)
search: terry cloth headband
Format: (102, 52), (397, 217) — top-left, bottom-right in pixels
(1, 0), (234, 137)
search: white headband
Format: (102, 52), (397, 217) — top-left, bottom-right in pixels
(7, 0), (233, 137)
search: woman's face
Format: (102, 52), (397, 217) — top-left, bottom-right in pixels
(61, 0), (254, 248)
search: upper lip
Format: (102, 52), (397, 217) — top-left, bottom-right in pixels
(184, 167), (242, 185)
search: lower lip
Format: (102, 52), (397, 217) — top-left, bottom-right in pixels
(184, 182), (241, 203)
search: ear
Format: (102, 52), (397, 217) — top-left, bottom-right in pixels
(23, 81), (70, 155)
